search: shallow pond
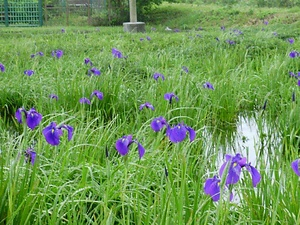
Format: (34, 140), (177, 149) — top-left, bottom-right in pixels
(205, 114), (281, 167)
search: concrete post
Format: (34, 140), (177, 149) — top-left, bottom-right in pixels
(123, 0), (145, 33)
(129, 0), (137, 22)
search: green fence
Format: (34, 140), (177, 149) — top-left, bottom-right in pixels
(0, 0), (43, 26)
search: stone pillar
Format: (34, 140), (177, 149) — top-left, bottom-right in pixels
(123, 0), (145, 33)
(129, 0), (137, 22)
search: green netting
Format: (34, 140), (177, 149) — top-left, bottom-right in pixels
(0, 4), (4, 23)
(0, 0), (42, 26)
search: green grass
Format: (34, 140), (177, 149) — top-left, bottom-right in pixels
(0, 2), (300, 225)
(144, 2), (300, 30)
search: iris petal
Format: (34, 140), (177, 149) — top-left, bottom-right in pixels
(153, 73), (165, 81)
(90, 68), (101, 76)
(91, 90), (103, 100)
(112, 48), (123, 58)
(61, 124), (74, 141)
(137, 143), (145, 159)
(0, 63), (5, 72)
(26, 148), (36, 165)
(238, 157), (247, 167)
(167, 124), (187, 143)
(291, 159), (300, 176)
(226, 163), (242, 185)
(115, 135), (145, 159)
(15, 108), (24, 123)
(219, 154), (242, 185)
(186, 126), (196, 142)
(139, 102), (154, 111)
(115, 138), (130, 156)
(204, 176), (221, 202)
(80, 97), (91, 105)
(246, 164), (261, 187)
(164, 93), (179, 103)
(150, 117), (167, 132)
(42, 122), (62, 146)
(26, 108), (42, 130)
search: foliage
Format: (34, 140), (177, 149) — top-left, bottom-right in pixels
(92, 0), (176, 25)
(175, 0), (300, 7)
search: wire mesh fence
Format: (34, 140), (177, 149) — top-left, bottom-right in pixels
(0, 0), (128, 27)
(0, 0), (43, 26)
(44, 0), (128, 26)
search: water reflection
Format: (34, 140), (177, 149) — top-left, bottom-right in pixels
(205, 114), (281, 167)
(229, 116), (260, 163)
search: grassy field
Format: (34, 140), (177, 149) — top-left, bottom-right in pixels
(0, 2), (300, 225)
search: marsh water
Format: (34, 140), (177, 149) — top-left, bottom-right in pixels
(205, 114), (281, 167)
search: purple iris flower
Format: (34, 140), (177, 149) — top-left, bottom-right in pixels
(42, 122), (73, 146)
(15, 107), (42, 130)
(153, 73), (165, 81)
(233, 29), (243, 35)
(182, 66), (189, 73)
(150, 116), (168, 132)
(115, 135), (145, 159)
(84, 58), (93, 66)
(146, 36), (151, 41)
(291, 159), (300, 176)
(80, 97), (91, 105)
(61, 28), (65, 33)
(90, 90), (103, 100)
(88, 67), (101, 76)
(25, 148), (36, 165)
(49, 94), (58, 100)
(219, 153), (246, 185)
(112, 48), (123, 58)
(0, 63), (5, 72)
(204, 175), (221, 201)
(51, 50), (63, 59)
(166, 123), (196, 143)
(31, 52), (44, 58)
(289, 51), (299, 58)
(139, 102), (155, 111)
(226, 39), (235, 45)
(219, 153), (261, 187)
(140, 38), (144, 41)
(164, 92), (179, 104)
(289, 71), (296, 77)
(290, 72), (300, 78)
(288, 38), (295, 44)
(24, 70), (34, 76)
(203, 82), (214, 90)
(264, 20), (268, 25)
(221, 26), (225, 31)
